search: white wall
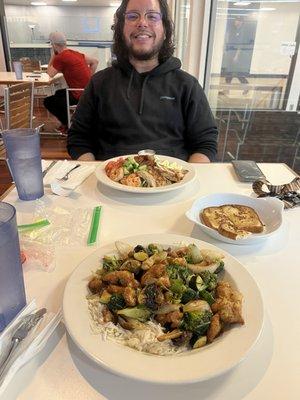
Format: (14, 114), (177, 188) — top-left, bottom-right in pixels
(5, 5), (116, 43)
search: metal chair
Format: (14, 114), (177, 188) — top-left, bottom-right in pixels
(66, 88), (84, 128)
(4, 82), (34, 129)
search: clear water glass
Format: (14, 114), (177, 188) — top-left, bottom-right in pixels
(2, 128), (44, 201)
(0, 202), (26, 332)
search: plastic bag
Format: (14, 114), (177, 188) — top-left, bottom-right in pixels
(19, 201), (93, 272)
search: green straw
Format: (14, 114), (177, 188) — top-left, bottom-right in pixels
(87, 206), (102, 246)
(17, 219), (50, 232)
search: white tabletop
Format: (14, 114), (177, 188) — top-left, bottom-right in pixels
(2, 162), (299, 400)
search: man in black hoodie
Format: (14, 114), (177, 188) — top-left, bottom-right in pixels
(67, 0), (218, 163)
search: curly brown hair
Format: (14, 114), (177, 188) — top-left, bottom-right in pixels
(112, 0), (175, 63)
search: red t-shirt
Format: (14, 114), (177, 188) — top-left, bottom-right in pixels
(53, 49), (91, 99)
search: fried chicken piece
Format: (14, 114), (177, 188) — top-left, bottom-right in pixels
(123, 287), (137, 307)
(155, 310), (183, 329)
(106, 284), (125, 294)
(207, 313), (223, 343)
(102, 270), (139, 288)
(211, 281), (244, 324)
(102, 305), (115, 323)
(88, 276), (102, 294)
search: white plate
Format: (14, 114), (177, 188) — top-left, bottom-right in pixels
(186, 193), (284, 245)
(95, 155), (196, 193)
(63, 233), (264, 384)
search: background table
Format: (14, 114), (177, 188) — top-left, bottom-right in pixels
(0, 72), (63, 87)
(1, 162), (299, 400)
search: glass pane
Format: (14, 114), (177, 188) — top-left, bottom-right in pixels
(206, 0), (300, 173)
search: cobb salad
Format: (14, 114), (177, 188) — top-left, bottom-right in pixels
(104, 155), (188, 188)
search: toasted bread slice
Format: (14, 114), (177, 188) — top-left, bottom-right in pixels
(200, 204), (264, 239)
(200, 207), (227, 230)
(220, 205), (264, 233)
(218, 220), (251, 240)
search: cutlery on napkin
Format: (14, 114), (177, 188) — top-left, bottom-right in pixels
(0, 300), (62, 395)
(42, 160), (96, 195)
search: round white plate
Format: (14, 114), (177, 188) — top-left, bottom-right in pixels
(186, 193), (284, 245)
(95, 155), (196, 193)
(63, 234), (264, 384)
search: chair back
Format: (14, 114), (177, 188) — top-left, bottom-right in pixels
(4, 82), (34, 129)
(19, 57), (41, 72)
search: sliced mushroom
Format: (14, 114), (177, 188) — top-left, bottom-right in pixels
(157, 329), (182, 342)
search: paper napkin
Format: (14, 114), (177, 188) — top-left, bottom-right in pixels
(0, 300), (62, 396)
(42, 160), (95, 195)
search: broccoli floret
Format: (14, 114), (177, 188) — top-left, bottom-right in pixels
(117, 305), (152, 322)
(167, 264), (193, 283)
(199, 271), (218, 291)
(147, 243), (163, 256)
(107, 294), (126, 312)
(143, 283), (162, 310)
(199, 289), (215, 306)
(167, 279), (187, 302)
(102, 255), (120, 272)
(180, 310), (212, 336)
(181, 288), (198, 304)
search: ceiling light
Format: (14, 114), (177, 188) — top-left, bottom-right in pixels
(260, 7), (276, 11)
(62, 0), (78, 2)
(31, 2), (47, 5)
(233, 2), (251, 5)
(110, 2), (121, 6)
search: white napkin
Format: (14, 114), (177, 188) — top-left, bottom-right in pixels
(42, 160), (95, 195)
(0, 300), (62, 396)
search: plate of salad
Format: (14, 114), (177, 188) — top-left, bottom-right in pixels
(63, 234), (264, 384)
(95, 155), (196, 193)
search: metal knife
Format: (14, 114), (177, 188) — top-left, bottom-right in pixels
(42, 161), (57, 178)
(0, 308), (47, 380)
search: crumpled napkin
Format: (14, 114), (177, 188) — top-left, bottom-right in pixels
(0, 300), (62, 396)
(253, 177), (300, 209)
(42, 160), (96, 196)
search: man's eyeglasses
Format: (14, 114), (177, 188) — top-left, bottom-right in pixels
(124, 11), (162, 24)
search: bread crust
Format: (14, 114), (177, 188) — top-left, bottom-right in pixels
(200, 204), (264, 239)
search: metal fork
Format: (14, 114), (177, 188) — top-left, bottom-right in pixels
(57, 164), (80, 181)
(0, 308), (46, 380)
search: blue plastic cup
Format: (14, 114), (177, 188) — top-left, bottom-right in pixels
(2, 128), (44, 201)
(13, 61), (23, 80)
(0, 202), (26, 332)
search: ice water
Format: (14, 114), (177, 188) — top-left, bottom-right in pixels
(2, 128), (44, 201)
(9, 155), (44, 200)
(0, 202), (26, 331)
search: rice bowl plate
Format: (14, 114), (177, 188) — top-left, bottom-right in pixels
(63, 234), (264, 384)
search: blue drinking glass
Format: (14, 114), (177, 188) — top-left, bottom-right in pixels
(2, 128), (44, 201)
(0, 202), (26, 331)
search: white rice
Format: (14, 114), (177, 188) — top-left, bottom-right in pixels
(87, 296), (188, 356)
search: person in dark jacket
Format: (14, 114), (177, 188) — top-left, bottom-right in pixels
(67, 0), (218, 163)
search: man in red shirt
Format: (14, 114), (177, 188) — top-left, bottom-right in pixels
(45, 31), (98, 134)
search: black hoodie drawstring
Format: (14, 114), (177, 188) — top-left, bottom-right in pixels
(139, 75), (150, 115)
(126, 69), (134, 99)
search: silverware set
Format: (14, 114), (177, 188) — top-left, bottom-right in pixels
(0, 308), (46, 381)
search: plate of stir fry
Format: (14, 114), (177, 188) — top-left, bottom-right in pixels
(95, 155), (196, 193)
(63, 234), (264, 384)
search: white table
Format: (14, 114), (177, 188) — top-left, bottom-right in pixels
(1, 162), (299, 400)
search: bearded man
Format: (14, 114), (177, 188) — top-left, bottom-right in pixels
(67, 0), (218, 163)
